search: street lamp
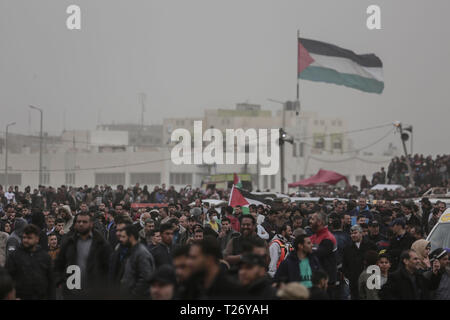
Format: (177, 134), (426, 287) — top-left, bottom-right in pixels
(393, 121), (414, 187)
(29, 105), (43, 185)
(5, 122), (16, 188)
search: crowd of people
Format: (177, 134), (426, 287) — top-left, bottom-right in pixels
(0, 182), (449, 300)
(362, 154), (449, 190)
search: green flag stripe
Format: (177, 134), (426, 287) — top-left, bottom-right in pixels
(299, 65), (384, 94)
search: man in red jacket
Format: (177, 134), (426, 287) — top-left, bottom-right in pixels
(310, 212), (339, 299)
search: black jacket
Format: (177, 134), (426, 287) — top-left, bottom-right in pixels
(120, 243), (155, 299)
(243, 276), (277, 300)
(55, 230), (111, 299)
(274, 251), (321, 284)
(379, 266), (440, 300)
(309, 286), (329, 300)
(179, 268), (244, 300)
(387, 232), (415, 271)
(342, 239), (378, 299)
(6, 245), (55, 300)
(150, 242), (172, 269)
(108, 243), (129, 297)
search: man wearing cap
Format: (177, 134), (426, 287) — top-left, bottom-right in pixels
(367, 220), (389, 251)
(239, 253), (277, 299)
(343, 225), (378, 300)
(424, 248), (450, 300)
(387, 218), (415, 271)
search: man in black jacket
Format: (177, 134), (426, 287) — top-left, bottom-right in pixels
(55, 212), (111, 299)
(6, 224), (55, 300)
(274, 234), (321, 287)
(238, 253), (277, 299)
(342, 225), (378, 300)
(380, 249), (441, 300)
(179, 237), (243, 299)
(150, 223), (174, 268)
(119, 224), (155, 299)
(387, 218), (415, 271)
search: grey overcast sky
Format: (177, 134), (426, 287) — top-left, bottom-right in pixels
(1, 0), (449, 155)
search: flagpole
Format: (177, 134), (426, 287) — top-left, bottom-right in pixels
(297, 29), (300, 102)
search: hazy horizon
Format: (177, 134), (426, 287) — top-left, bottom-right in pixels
(1, 0), (449, 156)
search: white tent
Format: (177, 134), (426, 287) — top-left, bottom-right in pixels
(371, 184), (405, 191)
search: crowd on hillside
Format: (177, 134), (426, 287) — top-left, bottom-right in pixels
(0, 182), (449, 300)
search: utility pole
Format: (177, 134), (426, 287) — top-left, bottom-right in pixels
(394, 121), (414, 187)
(29, 105), (43, 185)
(5, 122), (16, 188)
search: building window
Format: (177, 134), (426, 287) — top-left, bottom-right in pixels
(299, 142), (304, 157)
(263, 175), (268, 189)
(65, 172), (75, 185)
(130, 173), (161, 185)
(0, 173), (22, 186)
(292, 175), (297, 183)
(270, 175), (276, 189)
(292, 143), (297, 157)
(170, 173), (192, 185)
(95, 173), (125, 186)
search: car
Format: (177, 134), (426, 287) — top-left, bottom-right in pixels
(426, 208), (450, 253)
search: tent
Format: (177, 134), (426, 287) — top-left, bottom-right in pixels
(371, 184), (405, 191)
(288, 169), (349, 188)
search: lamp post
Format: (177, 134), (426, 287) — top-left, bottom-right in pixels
(29, 105), (43, 185)
(5, 122), (16, 188)
(393, 121), (414, 187)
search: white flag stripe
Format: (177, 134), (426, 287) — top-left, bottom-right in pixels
(309, 53), (383, 82)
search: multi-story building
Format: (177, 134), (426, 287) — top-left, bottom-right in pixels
(0, 103), (396, 191)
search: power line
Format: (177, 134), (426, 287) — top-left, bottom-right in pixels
(5, 125), (395, 173)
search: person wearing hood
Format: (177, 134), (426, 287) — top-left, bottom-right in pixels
(5, 218), (28, 260)
(6, 224), (55, 299)
(411, 239), (431, 273)
(59, 205), (74, 234)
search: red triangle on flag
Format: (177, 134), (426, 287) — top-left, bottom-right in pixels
(229, 186), (249, 207)
(298, 40), (315, 75)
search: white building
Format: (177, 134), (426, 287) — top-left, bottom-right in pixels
(0, 103), (396, 191)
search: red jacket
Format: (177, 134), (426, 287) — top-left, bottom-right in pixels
(227, 215), (240, 232)
(310, 227), (336, 247)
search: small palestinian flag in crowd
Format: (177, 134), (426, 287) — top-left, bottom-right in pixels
(228, 182), (270, 214)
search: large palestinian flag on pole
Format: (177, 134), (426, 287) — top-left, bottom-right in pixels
(298, 38), (384, 94)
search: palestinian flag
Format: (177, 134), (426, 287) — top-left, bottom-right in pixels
(298, 38), (384, 94)
(228, 186), (270, 214)
(233, 173), (243, 189)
